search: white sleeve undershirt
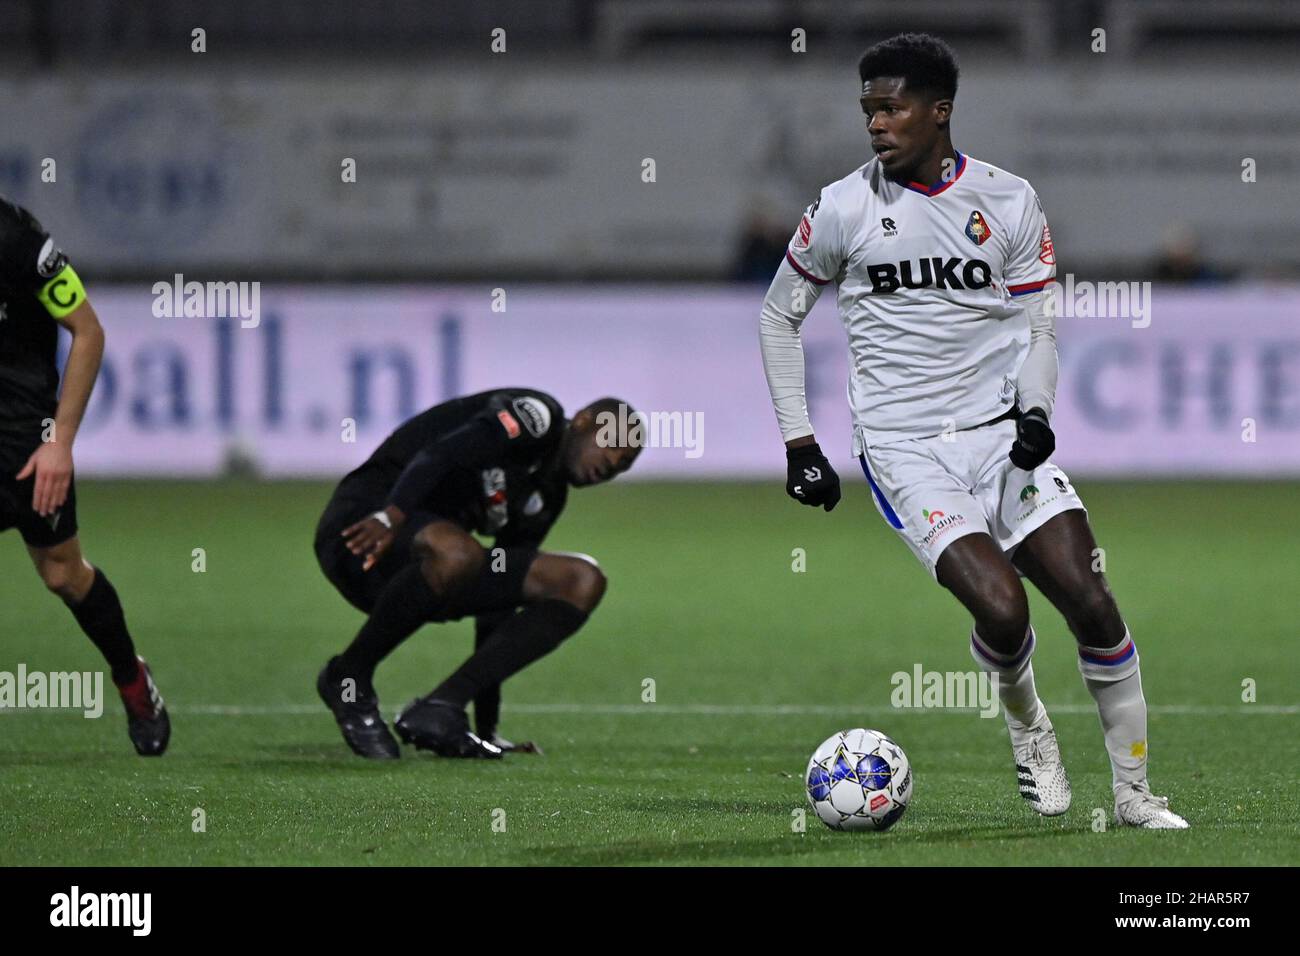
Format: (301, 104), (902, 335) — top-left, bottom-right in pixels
(758, 257), (827, 442)
(1015, 289), (1059, 418)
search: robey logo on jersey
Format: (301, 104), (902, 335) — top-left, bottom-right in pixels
(865, 257), (992, 294)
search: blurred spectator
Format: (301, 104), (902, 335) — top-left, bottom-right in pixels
(732, 206), (793, 282)
(1152, 224), (1231, 283)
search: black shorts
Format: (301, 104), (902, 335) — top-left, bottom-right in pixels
(313, 494), (536, 618)
(0, 471), (79, 548)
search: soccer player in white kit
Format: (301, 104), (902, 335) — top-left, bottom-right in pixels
(759, 33), (1187, 828)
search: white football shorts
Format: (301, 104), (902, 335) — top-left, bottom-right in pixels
(857, 417), (1086, 579)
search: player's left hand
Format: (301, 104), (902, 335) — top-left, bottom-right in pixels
(1009, 407), (1055, 470)
(342, 511), (397, 571)
(16, 440), (73, 517)
(786, 442), (841, 511)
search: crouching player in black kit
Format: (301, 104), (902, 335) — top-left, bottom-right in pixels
(315, 389), (640, 759)
(0, 198), (169, 755)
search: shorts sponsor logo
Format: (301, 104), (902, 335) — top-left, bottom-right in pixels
(1016, 484), (1061, 523)
(496, 409), (521, 439)
(511, 397), (551, 438)
(921, 509), (966, 547)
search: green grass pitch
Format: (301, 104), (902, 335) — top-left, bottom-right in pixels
(1, 478), (1296, 866)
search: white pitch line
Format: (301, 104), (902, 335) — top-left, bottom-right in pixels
(161, 702), (1300, 717)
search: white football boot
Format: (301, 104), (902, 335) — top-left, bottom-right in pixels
(1114, 781), (1190, 829)
(1011, 716), (1072, 816)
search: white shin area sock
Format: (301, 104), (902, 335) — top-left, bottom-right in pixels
(970, 626), (1046, 733)
(1078, 628), (1147, 792)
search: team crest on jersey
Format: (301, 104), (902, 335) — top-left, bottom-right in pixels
(481, 468), (509, 531)
(964, 211), (991, 246)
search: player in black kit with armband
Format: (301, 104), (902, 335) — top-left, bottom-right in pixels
(0, 197), (169, 756)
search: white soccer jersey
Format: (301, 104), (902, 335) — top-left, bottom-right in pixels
(776, 152), (1056, 451)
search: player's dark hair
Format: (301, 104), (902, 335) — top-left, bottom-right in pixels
(579, 397), (639, 429)
(857, 33), (959, 101)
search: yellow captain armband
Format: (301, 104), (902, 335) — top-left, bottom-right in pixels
(37, 264), (87, 319)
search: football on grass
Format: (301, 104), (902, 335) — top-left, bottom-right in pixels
(806, 728), (912, 831)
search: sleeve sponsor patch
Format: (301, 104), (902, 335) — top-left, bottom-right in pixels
(1038, 224), (1055, 265)
(496, 409), (521, 439)
(512, 396), (552, 438)
(794, 214), (812, 249)
(36, 237), (68, 279)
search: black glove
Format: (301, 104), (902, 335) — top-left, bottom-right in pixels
(786, 442), (841, 512)
(1009, 407), (1055, 470)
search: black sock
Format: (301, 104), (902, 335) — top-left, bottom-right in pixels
(66, 568), (139, 685)
(472, 610), (516, 737)
(431, 599), (588, 707)
(335, 563), (444, 687)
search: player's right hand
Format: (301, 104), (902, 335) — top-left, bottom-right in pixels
(16, 440), (74, 517)
(342, 509), (399, 571)
(786, 442), (841, 512)
(1009, 407), (1055, 470)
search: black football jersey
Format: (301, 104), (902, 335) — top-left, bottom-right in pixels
(334, 388), (570, 545)
(0, 197), (77, 468)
